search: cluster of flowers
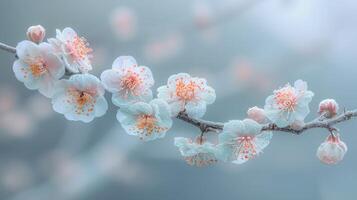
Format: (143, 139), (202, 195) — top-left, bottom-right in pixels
(13, 25), (348, 167)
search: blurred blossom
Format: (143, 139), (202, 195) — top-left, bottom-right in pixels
(255, 0), (330, 51)
(232, 59), (255, 83)
(0, 110), (34, 137)
(90, 46), (110, 74)
(95, 148), (147, 185)
(1, 161), (33, 192)
(0, 86), (17, 113)
(45, 151), (83, 186)
(144, 33), (184, 62)
(193, 1), (214, 30)
(110, 7), (137, 41)
(26, 94), (54, 120)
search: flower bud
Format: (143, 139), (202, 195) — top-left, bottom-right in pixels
(318, 99), (339, 118)
(316, 133), (347, 165)
(247, 106), (266, 123)
(26, 25), (46, 43)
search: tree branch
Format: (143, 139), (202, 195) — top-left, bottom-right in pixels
(1, 41), (357, 136)
(0, 41), (16, 54)
(177, 110), (357, 135)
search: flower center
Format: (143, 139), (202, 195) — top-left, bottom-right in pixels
(175, 79), (200, 101)
(66, 36), (92, 61)
(77, 92), (93, 107)
(29, 59), (47, 77)
(121, 71), (142, 96)
(136, 114), (157, 135)
(274, 86), (297, 112)
(235, 135), (257, 160)
(67, 89), (95, 115)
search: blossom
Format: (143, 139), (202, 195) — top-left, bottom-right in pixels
(27, 25), (46, 43)
(100, 56), (154, 107)
(110, 7), (137, 40)
(52, 74), (108, 123)
(318, 99), (339, 118)
(174, 137), (218, 167)
(13, 40), (65, 97)
(316, 133), (347, 165)
(48, 27), (92, 73)
(264, 80), (314, 128)
(117, 99), (172, 141)
(157, 73), (216, 118)
(247, 106), (266, 123)
(216, 119), (272, 164)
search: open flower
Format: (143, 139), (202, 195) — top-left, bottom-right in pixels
(174, 137), (218, 167)
(216, 119), (272, 164)
(100, 56), (154, 107)
(157, 73), (216, 118)
(13, 40), (64, 97)
(316, 133), (347, 165)
(48, 27), (92, 73)
(264, 80), (314, 127)
(117, 99), (172, 141)
(52, 74), (108, 122)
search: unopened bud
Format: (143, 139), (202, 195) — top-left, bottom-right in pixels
(316, 133), (347, 165)
(27, 25), (46, 43)
(318, 99), (339, 118)
(247, 106), (266, 123)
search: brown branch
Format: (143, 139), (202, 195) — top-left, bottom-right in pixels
(177, 110), (357, 135)
(0, 41), (16, 54)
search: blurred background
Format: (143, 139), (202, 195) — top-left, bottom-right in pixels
(0, 0), (357, 199)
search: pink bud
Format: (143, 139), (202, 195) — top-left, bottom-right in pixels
(26, 25), (46, 43)
(247, 106), (266, 123)
(316, 133), (347, 165)
(318, 99), (339, 118)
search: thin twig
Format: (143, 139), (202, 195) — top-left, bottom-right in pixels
(0, 41), (16, 54)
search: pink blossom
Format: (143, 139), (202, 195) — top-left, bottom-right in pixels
(27, 25), (46, 43)
(247, 106), (266, 123)
(316, 133), (347, 165)
(157, 73), (216, 118)
(318, 99), (339, 118)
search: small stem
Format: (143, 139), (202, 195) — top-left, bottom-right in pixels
(0, 42), (16, 54)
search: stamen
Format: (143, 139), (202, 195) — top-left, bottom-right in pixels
(21, 58), (48, 78)
(274, 85), (298, 112)
(175, 78), (201, 101)
(120, 70), (142, 97)
(67, 89), (95, 115)
(66, 36), (92, 61)
(135, 114), (166, 138)
(234, 136), (257, 161)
